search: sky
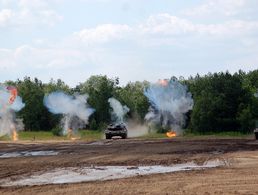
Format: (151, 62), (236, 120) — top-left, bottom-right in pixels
(0, 0), (258, 86)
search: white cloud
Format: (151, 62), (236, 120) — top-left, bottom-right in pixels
(0, 10), (258, 86)
(0, 0), (62, 29)
(0, 9), (14, 27)
(18, 0), (48, 8)
(182, 0), (247, 16)
(138, 13), (258, 37)
(73, 24), (131, 44)
(0, 44), (95, 70)
(71, 13), (258, 46)
(139, 14), (195, 35)
(38, 9), (62, 26)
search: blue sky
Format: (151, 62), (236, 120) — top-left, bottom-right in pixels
(0, 0), (257, 86)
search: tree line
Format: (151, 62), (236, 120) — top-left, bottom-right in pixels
(4, 69), (258, 134)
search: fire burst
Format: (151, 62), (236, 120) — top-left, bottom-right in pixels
(0, 86), (25, 141)
(67, 128), (80, 141)
(158, 79), (169, 86)
(12, 129), (18, 141)
(166, 131), (176, 138)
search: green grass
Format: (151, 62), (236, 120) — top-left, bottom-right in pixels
(0, 129), (254, 141)
(183, 130), (253, 138)
(0, 135), (9, 141)
(19, 131), (63, 141)
(139, 132), (167, 139)
(79, 130), (103, 140)
(0, 130), (104, 141)
(0, 131), (65, 141)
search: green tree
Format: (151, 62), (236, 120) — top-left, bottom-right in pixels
(116, 81), (150, 122)
(15, 77), (53, 131)
(43, 79), (71, 94)
(237, 106), (254, 133)
(77, 75), (118, 129)
(188, 71), (252, 133)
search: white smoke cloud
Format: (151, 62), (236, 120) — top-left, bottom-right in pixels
(254, 92), (258, 98)
(44, 91), (95, 135)
(108, 97), (129, 124)
(126, 120), (149, 138)
(0, 85), (25, 138)
(144, 78), (193, 133)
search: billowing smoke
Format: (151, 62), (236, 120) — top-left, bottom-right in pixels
(44, 92), (95, 135)
(126, 120), (149, 137)
(108, 97), (129, 124)
(254, 92), (258, 98)
(144, 78), (193, 133)
(0, 85), (25, 140)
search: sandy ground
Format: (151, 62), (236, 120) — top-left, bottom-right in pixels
(0, 137), (258, 194)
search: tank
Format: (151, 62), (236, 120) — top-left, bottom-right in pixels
(254, 120), (258, 140)
(104, 123), (128, 139)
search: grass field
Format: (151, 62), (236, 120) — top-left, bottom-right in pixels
(183, 130), (253, 138)
(0, 129), (253, 141)
(0, 130), (103, 141)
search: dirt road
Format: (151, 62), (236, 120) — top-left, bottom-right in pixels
(0, 137), (258, 194)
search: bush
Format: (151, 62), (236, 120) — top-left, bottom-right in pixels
(89, 119), (98, 130)
(237, 106), (255, 133)
(98, 122), (107, 131)
(155, 125), (169, 133)
(51, 127), (62, 136)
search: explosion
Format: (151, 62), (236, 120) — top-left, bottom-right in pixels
(108, 97), (129, 124)
(12, 128), (18, 141)
(158, 79), (169, 87)
(44, 92), (95, 139)
(144, 78), (193, 136)
(166, 131), (176, 138)
(0, 85), (25, 141)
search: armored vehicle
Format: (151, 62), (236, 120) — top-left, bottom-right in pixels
(105, 123), (127, 139)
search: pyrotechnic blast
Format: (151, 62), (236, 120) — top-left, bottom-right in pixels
(0, 85), (25, 140)
(44, 92), (95, 136)
(144, 78), (193, 134)
(108, 97), (129, 124)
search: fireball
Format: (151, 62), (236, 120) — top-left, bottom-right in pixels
(7, 86), (17, 104)
(12, 129), (18, 141)
(158, 79), (169, 86)
(166, 131), (176, 138)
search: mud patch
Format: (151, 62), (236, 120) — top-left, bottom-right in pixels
(1, 159), (226, 186)
(0, 150), (59, 158)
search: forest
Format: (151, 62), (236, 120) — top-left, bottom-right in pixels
(3, 69), (258, 134)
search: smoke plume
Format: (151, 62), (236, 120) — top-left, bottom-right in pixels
(0, 85), (25, 139)
(108, 97), (129, 124)
(126, 120), (149, 137)
(144, 78), (193, 133)
(44, 92), (95, 135)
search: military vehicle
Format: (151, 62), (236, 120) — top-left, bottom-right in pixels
(254, 120), (258, 140)
(105, 123), (128, 139)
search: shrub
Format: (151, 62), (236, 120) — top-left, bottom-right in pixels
(52, 127), (62, 136)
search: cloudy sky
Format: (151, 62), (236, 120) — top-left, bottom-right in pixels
(0, 0), (257, 86)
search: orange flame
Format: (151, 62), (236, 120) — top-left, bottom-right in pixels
(158, 79), (169, 86)
(67, 128), (72, 138)
(67, 128), (79, 140)
(166, 131), (176, 138)
(12, 129), (18, 141)
(7, 87), (17, 104)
